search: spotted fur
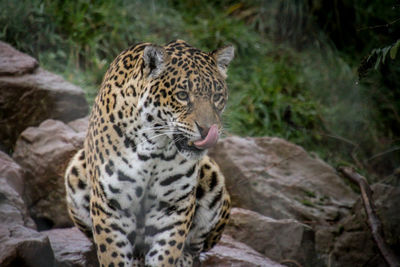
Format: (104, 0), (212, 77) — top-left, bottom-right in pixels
(65, 40), (233, 267)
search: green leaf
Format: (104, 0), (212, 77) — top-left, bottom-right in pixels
(390, 40), (400, 60)
(381, 46), (390, 64)
(367, 48), (377, 62)
(374, 54), (382, 70)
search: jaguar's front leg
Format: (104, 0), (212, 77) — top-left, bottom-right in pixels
(90, 193), (138, 266)
(185, 156), (231, 256)
(90, 167), (146, 267)
(143, 164), (198, 267)
(144, 194), (196, 267)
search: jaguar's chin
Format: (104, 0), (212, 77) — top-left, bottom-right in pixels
(173, 134), (206, 159)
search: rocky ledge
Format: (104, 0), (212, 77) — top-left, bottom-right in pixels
(1, 42), (399, 267)
(0, 41), (88, 151)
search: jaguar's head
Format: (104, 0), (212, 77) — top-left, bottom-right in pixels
(140, 40), (234, 159)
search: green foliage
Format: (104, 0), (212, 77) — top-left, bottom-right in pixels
(225, 47), (323, 144)
(0, 0), (56, 55)
(1, 0), (398, 178)
(390, 40), (400, 60)
(304, 190), (316, 198)
(359, 39), (400, 75)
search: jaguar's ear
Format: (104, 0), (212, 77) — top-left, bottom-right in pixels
(143, 45), (167, 78)
(211, 45), (234, 78)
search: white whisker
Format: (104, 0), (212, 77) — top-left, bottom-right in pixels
(169, 121), (198, 137)
(134, 133), (170, 148)
(138, 125), (170, 134)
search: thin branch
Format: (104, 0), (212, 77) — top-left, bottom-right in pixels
(357, 17), (400, 31)
(367, 146), (400, 162)
(321, 133), (358, 148)
(320, 133), (364, 169)
(338, 167), (400, 267)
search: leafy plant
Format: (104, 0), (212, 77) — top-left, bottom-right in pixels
(358, 39), (400, 78)
(224, 46), (324, 145)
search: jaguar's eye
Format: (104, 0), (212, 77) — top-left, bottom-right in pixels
(213, 93), (223, 103)
(176, 91), (189, 101)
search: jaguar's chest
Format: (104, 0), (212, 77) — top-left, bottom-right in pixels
(98, 143), (199, 213)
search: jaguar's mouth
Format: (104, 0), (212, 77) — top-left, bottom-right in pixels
(173, 124), (219, 153)
(174, 134), (204, 153)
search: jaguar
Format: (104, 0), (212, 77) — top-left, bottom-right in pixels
(65, 40), (233, 266)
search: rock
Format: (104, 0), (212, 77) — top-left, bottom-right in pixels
(0, 41), (38, 76)
(13, 119), (86, 229)
(0, 178), (35, 230)
(208, 136), (361, 266)
(225, 208), (319, 266)
(325, 182), (400, 267)
(67, 116), (89, 133)
(0, 225), (55, 267)
(208, 136), (357, 223)
(0, 150), (25, 196)
(43, 227), (98, 267)
(0, 42), (88, 150)
(372, 183), (400, 247)
(202, 235), (284, 267)
(0, 179), (54, 266)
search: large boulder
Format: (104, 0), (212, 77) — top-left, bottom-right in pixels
(0, 41), (88, 150)
(208, 136), (357, 223)
(43, 227), (98, 267)
(12, 119), (86, 229)
(372, 183), (400, 248)
(68, 116), (89, 133)
(0, 179), (55, 266)
(225, 208), (319, 266)
(0, 150), (25, 196)
(0, 151), (94, 266)
(0, 225), (55, 267)
(0, 41), (38, 76)
(203, 235), (284, 267)
(208, 136), (361, 266)
(324, 182), (400, 267)
(0, 178), (34, 230)
(0, 153), (34, 228)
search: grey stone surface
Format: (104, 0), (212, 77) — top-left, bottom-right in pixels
(0, 150), (25, 196)
(0, 179), (54, 267)
(13, 119), (85, 228)
(203, 235), (284, 267)
(208, 136), (357, 222)
(325, 182), (400, 267)
(0, 41), (38, 76)
(0, 42), (88, 150)
(0, 225), (55, 267)
(43, 227), (98, 267)
(67, 116), (89, 133)
(0, 178), (35, 229)
(225, 208), (319, 266)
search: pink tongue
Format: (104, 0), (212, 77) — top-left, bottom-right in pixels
(194, 124), (219, 149)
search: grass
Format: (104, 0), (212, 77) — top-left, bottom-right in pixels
(304, 190), (316, 198)
(299, 199), (315, 208)
(1, 0), (398, 179)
